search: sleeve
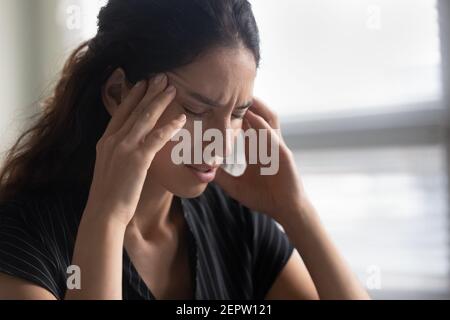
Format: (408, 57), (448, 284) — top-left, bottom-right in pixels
(0, 200), (62, 299)
(247, 209), (295, 299)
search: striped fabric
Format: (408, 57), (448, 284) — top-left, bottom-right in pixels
(0, 182), (294, 300)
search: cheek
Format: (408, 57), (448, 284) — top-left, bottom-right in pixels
(151, 122), (194, 168)
(148, 140), (186, 185)
(152, 116), (242, 165)
(153, 139), (180, 165)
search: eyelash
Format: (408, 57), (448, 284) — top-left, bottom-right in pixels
(232, 113), (246, 120)
(182, 106), (206, 118)
(182, 106), (246, 120)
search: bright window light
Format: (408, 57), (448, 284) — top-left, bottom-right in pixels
(296, 145), (449, 296)
(250, 0), (443, 118)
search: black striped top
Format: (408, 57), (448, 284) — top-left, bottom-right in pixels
(0, 182), (294, 300)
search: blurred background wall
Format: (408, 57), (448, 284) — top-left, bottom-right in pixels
(0, 0), (449, 299)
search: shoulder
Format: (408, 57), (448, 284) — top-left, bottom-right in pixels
(0, 185), (87, 299)
(0, 185), (88, 273)
(0, 186), (86, 238)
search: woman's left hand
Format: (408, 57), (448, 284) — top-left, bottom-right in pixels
(214, 97), (307, 223)
(215, 98), (372, 301)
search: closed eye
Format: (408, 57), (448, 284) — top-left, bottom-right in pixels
(232, 106), (251, 120)
(182, 104), (250, 120)
(182, 105), (208, 118)
(231, 110), (247, 119)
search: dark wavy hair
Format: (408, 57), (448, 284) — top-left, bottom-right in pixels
(0, 0), (260, 201)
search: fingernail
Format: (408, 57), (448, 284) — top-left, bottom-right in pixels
(166, 85), (176, 94)
(135, 80), (145, 88)
(178, 114), (186, 122)
(153, 73), (166, 84)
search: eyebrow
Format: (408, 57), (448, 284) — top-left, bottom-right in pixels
(187, 91), (253, 110)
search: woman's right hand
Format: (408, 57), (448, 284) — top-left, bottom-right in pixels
(84, 74), (186, 226)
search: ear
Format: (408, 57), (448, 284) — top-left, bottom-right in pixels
(101, 68), (133, 117)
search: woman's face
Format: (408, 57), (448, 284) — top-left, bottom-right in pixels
(148, 46), (257, 198)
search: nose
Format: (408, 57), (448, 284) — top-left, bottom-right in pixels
(202, 118), (234, 163)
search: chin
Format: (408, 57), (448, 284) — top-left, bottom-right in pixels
(148, 172), (209, 199)
(153, 169), (209, 199)
(170, 179), (209, 199)
(150, 161), (212, 199)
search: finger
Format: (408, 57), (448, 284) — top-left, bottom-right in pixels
(245, 109), (273, 131)
(104, 80), (148, 137)
(246, 109), (283, 142)
(251, 97), (280, 129)
(243, 116), (252, 130)
(126, 85), (177, 144)
(242, 116), (254, 165)
(142, 113), (187, 156)
(248, 109), (285, 147)
(244, 110), (282, 164)
(117, 74), (168, 138)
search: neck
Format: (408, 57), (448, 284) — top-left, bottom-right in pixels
(127, 178), (179, 241)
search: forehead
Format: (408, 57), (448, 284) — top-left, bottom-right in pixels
(167, 47), (257, 105)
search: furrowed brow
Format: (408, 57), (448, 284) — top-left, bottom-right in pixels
(187, 90), (253, 110)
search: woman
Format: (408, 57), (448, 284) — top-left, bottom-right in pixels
(0, 0), (369, 300)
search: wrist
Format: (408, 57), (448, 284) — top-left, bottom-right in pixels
(81, 204), (130, 233)
(276, 196), (318, 231)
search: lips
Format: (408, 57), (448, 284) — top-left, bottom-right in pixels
(187, 164), (219, 173)
(185, 164), (219, 183)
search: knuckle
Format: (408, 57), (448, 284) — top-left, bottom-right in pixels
(148, 128), (166, 143)
(115, 139), (133, 154)
(105, 135), (117, 145)
(95, 138), (104, 152)
(96, 135), (113, 152)
(145, 94), (173, 117)
(153, 128), (166, 141)
(136, 101), (160, 123)
(142, 105), (156, 121)
(95, 143), (102, 154)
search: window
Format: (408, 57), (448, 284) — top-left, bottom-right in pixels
(296, 145), (449, 298)
(251, 0), (443, 118)
(249, 0), (449, 299)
